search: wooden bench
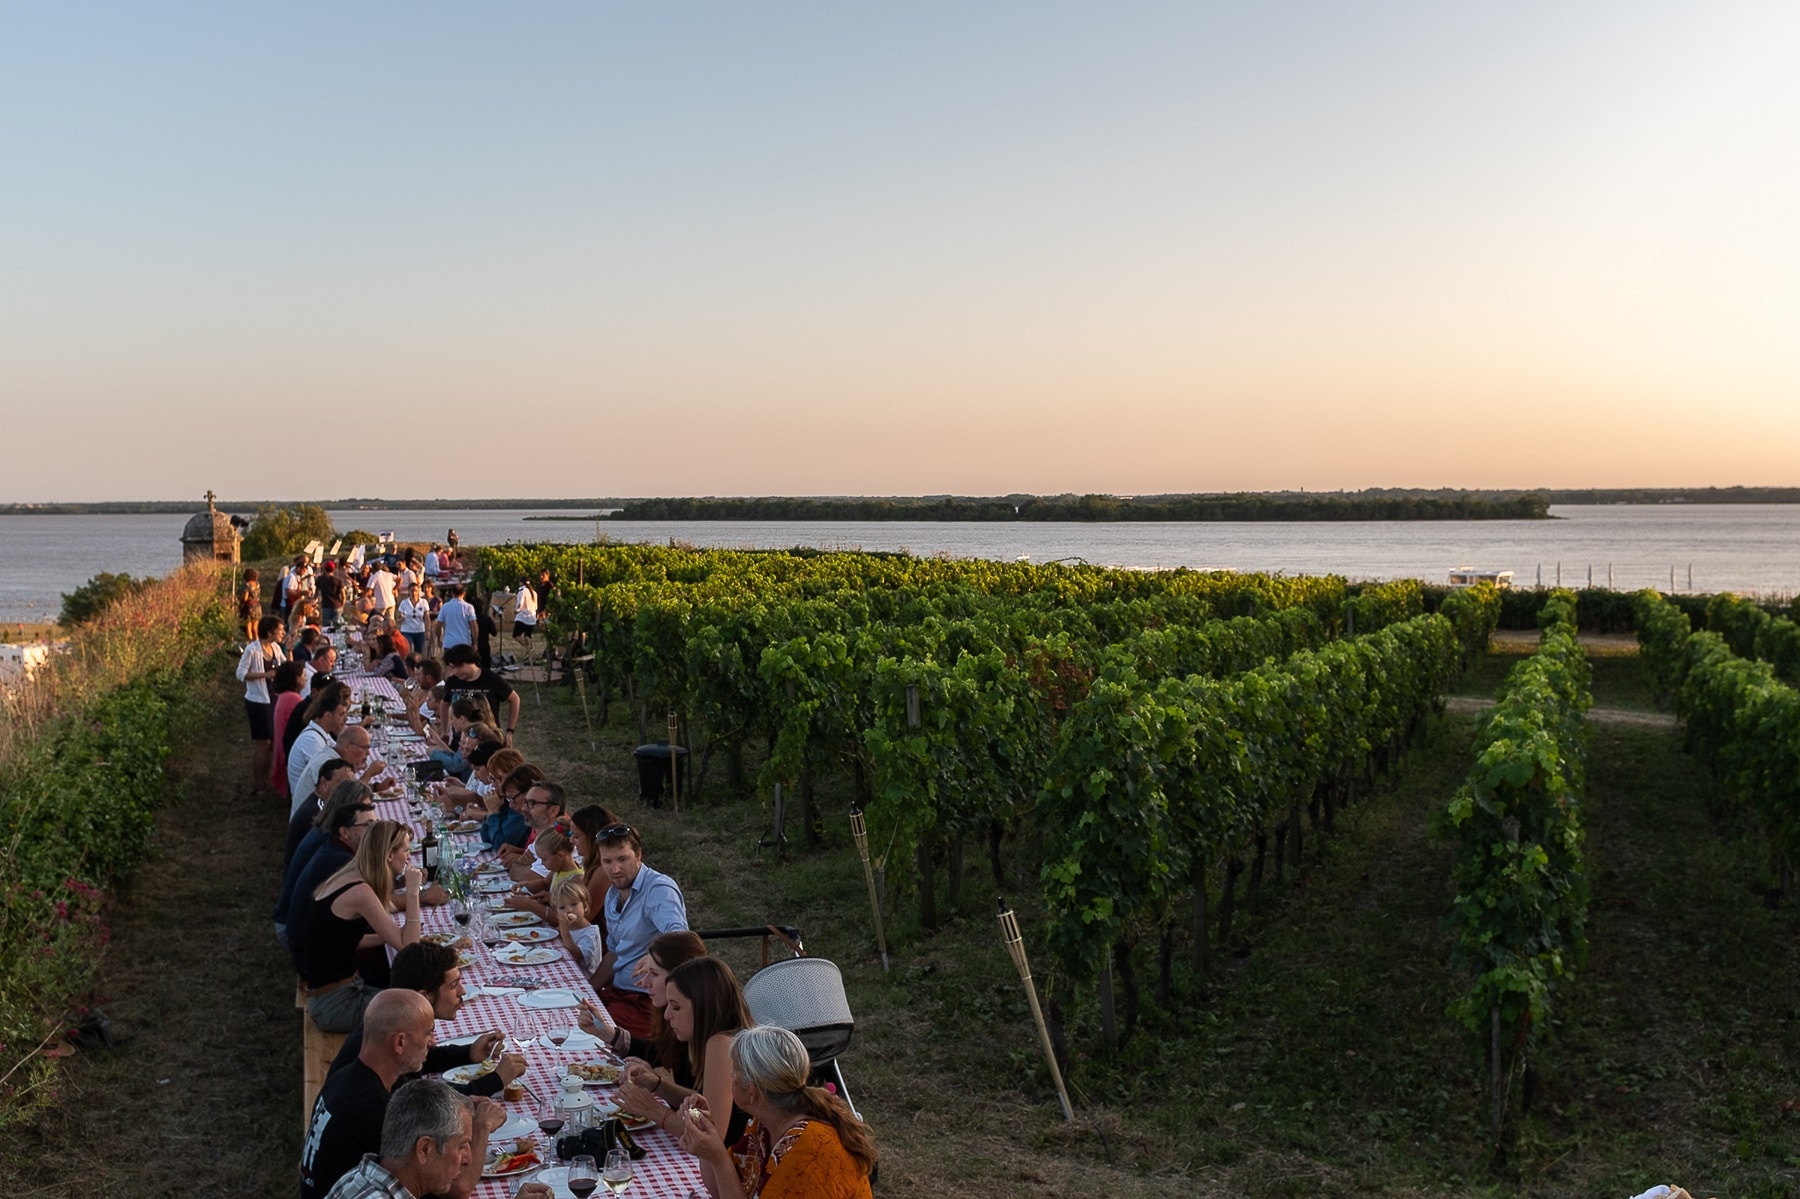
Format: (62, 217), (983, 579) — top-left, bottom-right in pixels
(297, 980), (348, 1130)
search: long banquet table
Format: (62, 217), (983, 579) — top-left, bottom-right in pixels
(345, 670), (704, 1199)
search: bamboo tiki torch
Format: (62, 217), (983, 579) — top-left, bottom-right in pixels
(997, 896), (1074, 1121)
(667, 710), (681, 813)
(848, 805), (890, 972)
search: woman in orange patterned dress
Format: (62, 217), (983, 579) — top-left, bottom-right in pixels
(675, 1025), (876, 1199)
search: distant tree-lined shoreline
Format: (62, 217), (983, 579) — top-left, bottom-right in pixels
(7, 486), (1800, 517)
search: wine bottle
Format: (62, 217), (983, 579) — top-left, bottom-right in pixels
(421, 823), (440, 884)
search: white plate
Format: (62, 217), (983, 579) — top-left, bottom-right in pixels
(482, 1151), (549, 1180)
(491, 1113), (537, 1141)
(531, 1166), (575, 1198)
(489, 911), (541, 928)
(475, 861), (507, 874)
(517, 988), (580, 1009)
(549, 1030), (602, 1052)
(441, 1061), (498, 1085)
(494, 946), (559, 967)
(464, 985), (524, 999)
(475, 878), (514, 893)
(438, 1032), (480, 1048)
(503, 927), (558, 944)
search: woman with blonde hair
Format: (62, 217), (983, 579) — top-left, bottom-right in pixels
(295, 818), (423, 1032)
(676, 1024), (876, 1199)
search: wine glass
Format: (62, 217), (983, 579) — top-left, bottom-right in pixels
(537, 1096), (565, 1143)
(510, 1017), (537, 1054)
(601, 1148), (631, 1196)
(568, 1154), (600, 1199)
(545, 1024), (569, 1051)
(451, 898), (471, 928)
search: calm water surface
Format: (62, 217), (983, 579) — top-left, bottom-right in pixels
(2, 505), (1797, 624)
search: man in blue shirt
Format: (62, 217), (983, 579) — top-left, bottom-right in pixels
(593, 822), (688, 1038)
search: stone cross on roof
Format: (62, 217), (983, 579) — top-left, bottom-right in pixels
(205, 489), (217, 511)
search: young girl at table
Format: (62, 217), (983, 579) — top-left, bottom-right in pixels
(615, 956), (752, 1146)
(535, 824), (581, 890)
(550, 875), (603, 978)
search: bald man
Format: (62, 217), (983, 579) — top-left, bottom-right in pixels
(302, 990), (434, 1199)
(301, 989), (505, 1199)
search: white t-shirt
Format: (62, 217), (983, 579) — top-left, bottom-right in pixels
(288, 722), (335, 802)
(398, 598), (430, 636)
(424, 551), (441, 578)
(438, 597), (476, 649)
(235, 640), (286, 704)
(367, 569), (397, 610)
(513, 585), (538, 627)
(569, 924), (602, 975)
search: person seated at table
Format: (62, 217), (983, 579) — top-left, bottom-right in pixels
(499, 778), (568, 881)
(289, 682), (353, 799)
(293, 820), (424, 1033)
(292, 624), (324, 665)
(268, 660), (309, 799)
(416, 696), (487, 782)
(328, 942), (524, 1098)
(295, 721), (392, 819)
(366, 632), (409, 681)
(589, 822), (689, 1038)
(549, 875), (603, 979)
(435, 744), (514, 818)
(302, 989), (439, 1199)
(314, 1074), (524, 1199)
(577, 930), (706, 1067)
(536, 824), (580, 889)
(284, 757), (355, 868)
(615, 956), (750, 1146)
(277, 779), (373, 946)
(675, 1025), (877, 1199)
(300, 643), (338, 699)
(480, 763), (541, 852)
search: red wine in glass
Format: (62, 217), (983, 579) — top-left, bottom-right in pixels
(569, 1180), (598, 1199)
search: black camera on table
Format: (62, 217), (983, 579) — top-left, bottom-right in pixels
(555, 1118), (645, 1162)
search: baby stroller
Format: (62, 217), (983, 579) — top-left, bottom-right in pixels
(743, 956), (860, 1119)
(696, 925), (860, 1119)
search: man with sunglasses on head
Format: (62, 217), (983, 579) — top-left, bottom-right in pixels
(591, 822), (688, 1038)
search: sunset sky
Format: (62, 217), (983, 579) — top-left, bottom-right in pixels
(4, 2), (1797, 501)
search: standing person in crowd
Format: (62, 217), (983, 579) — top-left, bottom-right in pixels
(398, 552), (421, 598)
(434, 585), (476, 654)
(316, 561), (345, 627)
(511, 577), (537, 654)
(268, 660), (309, 799)
(398, 584), (431, 658)
(675, 1026), (877, 1199)
(366, 558), (398, 627)
(446, 527), (459, 553)
(472, 589), (498, 672)
(292, 819), (422, 1032)
(237, 568), (262, 641)
(423, 544), (442, 583)
(289, 682), (353, 799)
(590, 822), (689, 1037)
(235, 614), (287, 795)
(441, 645), (519, 746)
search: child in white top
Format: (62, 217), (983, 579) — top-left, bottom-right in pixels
(551, 875), (602, 979)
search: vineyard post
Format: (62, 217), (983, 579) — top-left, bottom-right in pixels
(1097, 951), (1118, 1050)
(997, 899), (1073, 1120)
(667, 710), (681, 813)
(849, 805), (889, 971)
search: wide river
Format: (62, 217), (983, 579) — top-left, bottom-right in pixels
(3, 504), (1798, 625)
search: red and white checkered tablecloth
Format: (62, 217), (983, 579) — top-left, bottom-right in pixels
(343, 671), (704, 1199)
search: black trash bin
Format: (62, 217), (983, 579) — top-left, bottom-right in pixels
(633, 742), (689, 806)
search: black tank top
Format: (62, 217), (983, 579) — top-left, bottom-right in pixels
(302, 880), (373, 986)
